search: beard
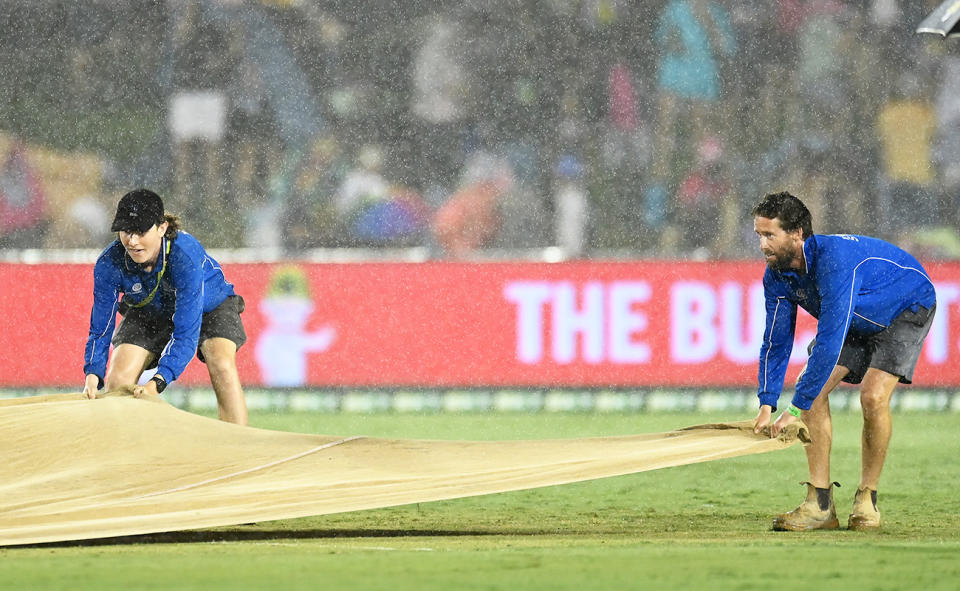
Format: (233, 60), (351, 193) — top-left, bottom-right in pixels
(764, 243), (799, 271)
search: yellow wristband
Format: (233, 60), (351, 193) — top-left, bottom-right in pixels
(787, 405), (802, 418)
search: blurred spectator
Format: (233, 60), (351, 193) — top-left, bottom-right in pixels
(0, 138), (48, 248)
(647, 0), (736, 236)
(2, 3), (959, 258)
(934, 55), (960, 230)
(335, 144), (430, 247)
(552, 154), (589, 258)
(791, 0), (857, 234)
(351, 185), (430, 248)
(281, 136), (344, 251)
(494, 143), (552, 249)
(599, 61), (651, 181)
(335, 145), (387, 207)
(63, 1), (115, 113)
(875, 72), (937, 236)
(670, 136), (730, 256)
(407, 13), (473, 202)
(432, 152), (515, 258)
(226, 39), (274, 230)
(460, 3), (555, 155)
(590, 60), (653, 251)
(727, 0), (782, 160)
(165, 0), (237, 243)
(63, 194), (112, 248)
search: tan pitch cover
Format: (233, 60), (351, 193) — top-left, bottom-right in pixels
(0, 393), (807, 546)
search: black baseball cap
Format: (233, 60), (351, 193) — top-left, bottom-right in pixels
(111, 189), (165, 233)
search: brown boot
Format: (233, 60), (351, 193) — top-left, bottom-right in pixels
(848, 487), (881, 531)
(772, 481), (841, 531)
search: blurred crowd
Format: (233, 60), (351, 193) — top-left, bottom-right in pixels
(2, 0), (960, 260)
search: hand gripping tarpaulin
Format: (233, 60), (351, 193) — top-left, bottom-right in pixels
(0, 393), (808, 546)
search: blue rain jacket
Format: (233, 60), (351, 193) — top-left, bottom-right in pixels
(758, 234), (936, 410)
(83, 232), (235, 385)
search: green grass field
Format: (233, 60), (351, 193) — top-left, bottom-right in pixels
(2, 411), (959, 590)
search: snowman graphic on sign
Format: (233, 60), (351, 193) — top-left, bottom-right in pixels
(255, 265), (336, 387)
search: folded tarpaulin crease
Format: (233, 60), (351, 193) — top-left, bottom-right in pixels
(0, 392), (807, 546)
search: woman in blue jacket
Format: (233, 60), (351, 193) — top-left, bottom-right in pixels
(82, 189), (248, 425)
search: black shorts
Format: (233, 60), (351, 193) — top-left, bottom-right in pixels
(112, 295), (247, 367)
(808, 304), (936, 385)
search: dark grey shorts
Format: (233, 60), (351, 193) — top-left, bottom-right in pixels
(112, 295), (247, 367)
(808, 304), (936, 385)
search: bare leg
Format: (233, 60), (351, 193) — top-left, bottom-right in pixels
(802, 365), (850, 488)
(200, 337), (248, 425)
(771, 364), (852, 530)
(858, 368), (900, 489)
(104, 344), (155, 391)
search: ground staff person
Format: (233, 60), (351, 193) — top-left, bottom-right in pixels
(82, 188), (248, 425)
(750, 192), (936, 531)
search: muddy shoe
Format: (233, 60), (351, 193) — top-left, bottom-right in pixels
(772, 481), (841, 531)
(848, 487), (881, 531)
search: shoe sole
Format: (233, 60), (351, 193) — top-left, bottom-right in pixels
(847, 516), (881, 531)
(772, 516), (840, 531)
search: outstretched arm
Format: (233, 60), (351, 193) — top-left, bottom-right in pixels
(755, 273), (797, 427)
(83, 255), (121, 396)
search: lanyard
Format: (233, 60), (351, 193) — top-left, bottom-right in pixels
(126, 238), (171, 309)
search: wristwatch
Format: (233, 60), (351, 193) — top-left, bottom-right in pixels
(150, 374), (167, 394)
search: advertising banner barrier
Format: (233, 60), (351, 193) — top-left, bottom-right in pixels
(1, 261), (958, 388)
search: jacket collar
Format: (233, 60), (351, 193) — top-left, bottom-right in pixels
(801, 234), (816, 276)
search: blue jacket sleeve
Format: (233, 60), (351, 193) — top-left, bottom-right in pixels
(83, 256), (121, 381)
(791, 257), (860, 410)
(153, 249), (204, 384)
(757, 275), (797, 410)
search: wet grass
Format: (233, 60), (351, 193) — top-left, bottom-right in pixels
(2, 412), (958, 590)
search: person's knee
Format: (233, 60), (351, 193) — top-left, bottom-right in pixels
(205, 354), (238, 380)
(103, 375), (130, 391)
(859, 369), (897, 416)
(860, 389), (890, 418)
(200, 339), (238, 374)
(104, 368), (142, 391)
(809, 390), (831, 411)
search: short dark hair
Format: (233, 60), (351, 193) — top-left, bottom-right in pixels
(751, 192), (813, 239)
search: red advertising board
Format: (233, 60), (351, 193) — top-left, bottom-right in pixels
(1, 261), (958, 388)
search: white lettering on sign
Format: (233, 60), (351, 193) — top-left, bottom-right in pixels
(505, 277), (954, 368)
(552, 281), (605, 363)
(504, 281), (651, 365)
(670, 281), (772, 364)
(609, 281), (652, 363)
(503, 281), (553, 364)
(670, 281), (718, 363)
(929, 282), (959, 364)
(721, 282), (766, 363)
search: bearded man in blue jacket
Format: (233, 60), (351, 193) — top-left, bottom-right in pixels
(82, 189), (248, 425)
(750, 192), (936, 531)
